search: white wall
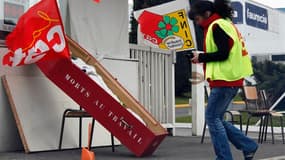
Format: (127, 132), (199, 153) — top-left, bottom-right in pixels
(238, 25), (284, 55)
(0, 48), (42, 151)
(101, 57), (139, 100)
(0, 0), (42, 152)
(234, 0), (285, 55)
(63, 0), (129, 59)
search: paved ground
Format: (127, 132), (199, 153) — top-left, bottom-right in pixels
(0, 136), (284, 160)
(1, 106), (284, 160)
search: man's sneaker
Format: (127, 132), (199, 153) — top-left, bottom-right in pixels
(243, 146), (258, 160)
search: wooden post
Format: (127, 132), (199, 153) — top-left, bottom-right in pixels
(191, 63), (205, 136)
(67, 36), (167, 135)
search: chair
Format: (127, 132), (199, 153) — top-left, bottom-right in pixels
(58, 106), (115, 151)
(242, 86), (272, 143)
(242, 86), (284, 144)
(201, 86), (243, 144)
(260, 90), (284, 144)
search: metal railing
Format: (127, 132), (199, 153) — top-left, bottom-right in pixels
(129, 44), (176, 125)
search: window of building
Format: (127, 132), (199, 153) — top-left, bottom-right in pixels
(272, 54), (285, 61)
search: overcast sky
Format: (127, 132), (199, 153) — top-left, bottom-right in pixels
(127, 0), (285, 8)
(251, 0), (285, 8)
(30, 0), (285, 9)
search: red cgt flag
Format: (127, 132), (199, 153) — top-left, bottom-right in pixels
(3, 0), (70, 67)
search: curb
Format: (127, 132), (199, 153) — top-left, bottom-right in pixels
(175, 101), (245, 108)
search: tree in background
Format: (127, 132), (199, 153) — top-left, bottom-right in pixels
(252, 59), (285, 106)
(252, 59), (285, 105)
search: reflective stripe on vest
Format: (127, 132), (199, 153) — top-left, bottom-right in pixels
(205, 18), (253, 81)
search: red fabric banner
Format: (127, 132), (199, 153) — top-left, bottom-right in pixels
(93, 0), (101, 3)
(3, 0), (70, 67)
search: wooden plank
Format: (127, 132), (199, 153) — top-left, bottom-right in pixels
(67, 36), (167, 135)
(2, 75), (119, 153)
(2, 76), (29, 153)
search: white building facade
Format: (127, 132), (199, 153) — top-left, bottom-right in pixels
(231, 0), (285, 60)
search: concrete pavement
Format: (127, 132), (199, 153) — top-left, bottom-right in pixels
(0, 135), (284, 160)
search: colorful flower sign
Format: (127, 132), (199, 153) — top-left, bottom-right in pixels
(138, 9), (195, 51)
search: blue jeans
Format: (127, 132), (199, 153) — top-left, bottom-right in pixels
(206, 87), (258, 160)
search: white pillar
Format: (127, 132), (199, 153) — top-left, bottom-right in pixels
(191, 63), (205, 136)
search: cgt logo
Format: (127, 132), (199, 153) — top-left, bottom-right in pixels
(3, 11), (68, 67)
(4, 25), (65, 66)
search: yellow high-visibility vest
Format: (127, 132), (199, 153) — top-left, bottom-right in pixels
(204, 18), (253, 81)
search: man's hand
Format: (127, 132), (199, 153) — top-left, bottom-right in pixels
(191, 51), (200, 63)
